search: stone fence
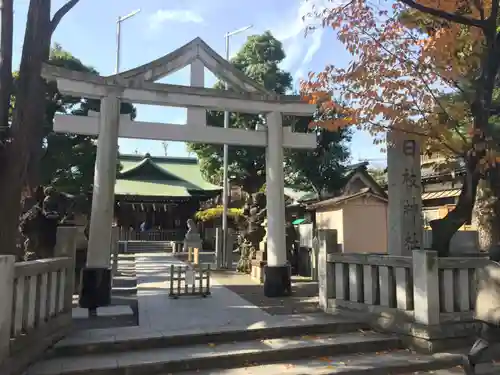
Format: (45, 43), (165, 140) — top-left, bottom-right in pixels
(0, 227), (77, 375)
(317, 228), (491, 353)
(117, 228), (184, 242)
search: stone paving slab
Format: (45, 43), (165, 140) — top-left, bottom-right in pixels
(27, 332), (400, 375)
(135, 253), (274, 332)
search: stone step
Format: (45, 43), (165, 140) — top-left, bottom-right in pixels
(112, 254), (137, 297)
(173, 351), (468, 375)
(48, 316), (370, 358)
(26, 331), (403, 375)
(111, 286), (138, 296)
(123, 242), (174, 253)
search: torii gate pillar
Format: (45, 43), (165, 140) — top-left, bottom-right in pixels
(79, 94), (120, 312)
(264, 111), (290, 297)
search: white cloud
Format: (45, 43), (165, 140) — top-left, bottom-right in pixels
(149, 9), (204, 30)
(269, 0), (332, 81)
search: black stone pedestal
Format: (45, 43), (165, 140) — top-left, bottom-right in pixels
(79, 267), (112, 311)
(263, 264), (292, 297)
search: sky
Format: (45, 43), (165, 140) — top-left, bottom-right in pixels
(13, 0), (386, 167)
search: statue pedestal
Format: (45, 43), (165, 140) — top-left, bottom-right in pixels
(251, 260), (266, 283)
(184, 232), (202, 265)
(250, 241), (267, 284)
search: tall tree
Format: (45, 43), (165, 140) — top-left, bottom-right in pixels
(0, 0), (81, 256)
(284, 116), (351, 198)
(302, 0), (500, 256)
(42, 45), (135, 200)
(400, 8), (500, 250)
(188, 31), (351, 195)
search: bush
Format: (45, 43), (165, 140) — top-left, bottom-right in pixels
(195, 206), (244, 222)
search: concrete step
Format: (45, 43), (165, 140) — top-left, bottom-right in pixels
(112, 254), (137, 297)
(47, 317), (370, 357)
(123, 241), (173, 254)
(174, 351), (468, 375)
(26, 331), (403, 375)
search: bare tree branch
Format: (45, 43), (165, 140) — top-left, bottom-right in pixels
(398, 0), (485, 29)
(50, 0), (80, 36)
(472, 0), (485, 20)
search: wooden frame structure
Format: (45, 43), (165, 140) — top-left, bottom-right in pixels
(169, 264), (211, 299)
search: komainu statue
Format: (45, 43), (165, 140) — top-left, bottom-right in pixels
(20, 186), (75, 260)
(236, 192), (267, 273)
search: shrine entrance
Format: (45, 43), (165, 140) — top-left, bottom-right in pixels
(42, 37), (316, 305)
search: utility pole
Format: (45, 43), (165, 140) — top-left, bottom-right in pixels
(221, 25), (253, 267)
(115, 9), (141, 74)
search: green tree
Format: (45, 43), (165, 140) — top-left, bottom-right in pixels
(41, 44), (135, 202)
(367, 167), (388, 187)
(284, 116), (351, 198)
(187, 31), (351, 195)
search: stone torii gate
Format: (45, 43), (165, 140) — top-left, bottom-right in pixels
(41, 37), (316, 306)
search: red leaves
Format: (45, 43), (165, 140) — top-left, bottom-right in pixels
(299, 0), (477, 157)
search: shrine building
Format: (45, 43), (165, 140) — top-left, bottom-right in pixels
(113, 153), (221, 240)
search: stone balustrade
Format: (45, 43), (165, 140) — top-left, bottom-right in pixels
(0, 227), (77, 374)
(317, 228), (491, 352)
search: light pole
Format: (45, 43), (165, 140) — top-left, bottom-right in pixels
(222, 25), (253, 267)
(116, 9), (141, 74)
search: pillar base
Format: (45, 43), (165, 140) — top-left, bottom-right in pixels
(79, 267), (112, 309)
(263, 264), (292, 297)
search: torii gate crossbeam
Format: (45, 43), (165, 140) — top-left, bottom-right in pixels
(42, 53), (316, 306)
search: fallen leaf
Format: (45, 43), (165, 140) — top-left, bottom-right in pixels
(208, 343), (216, 348)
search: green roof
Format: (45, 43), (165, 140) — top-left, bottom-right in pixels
(116, 154), (221, 198)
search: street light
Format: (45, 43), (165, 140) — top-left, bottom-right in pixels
(222, 25), (253, 267)
(116, 9), (141, 74)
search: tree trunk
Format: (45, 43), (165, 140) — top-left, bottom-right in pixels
(430, 155), (480, 257)
(0, 0), (13, 129)
(0, 0), (79, 257)
(0, 0), (51, 257)
(472, 179), (500, 252)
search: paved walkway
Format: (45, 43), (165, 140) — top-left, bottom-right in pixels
(211, 270), (320, 315)
(135, 253), (281, 333)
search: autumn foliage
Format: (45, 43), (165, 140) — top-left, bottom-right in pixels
(301, 0), (500, 255)
(301, 0), (493, 159)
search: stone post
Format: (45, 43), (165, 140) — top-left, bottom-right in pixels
(81, 94), (120, 312)
(412, 250), (440, 325)
(54, 227), (78, 311)
(223, 228), (235, 269)
(387, 130), (423, 255)
(111, 226), (119, 284)
(318, 229), (337, 311)
(264, 111), (290, 297)
(0, 255), (15, 364)
(215, 228), (223, 269)
(311, 234), (319, 281)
